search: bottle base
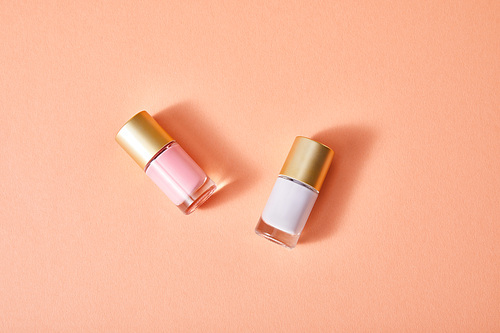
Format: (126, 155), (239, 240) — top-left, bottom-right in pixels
(255, 218), (300, 249)
(178, 178), (217, 215)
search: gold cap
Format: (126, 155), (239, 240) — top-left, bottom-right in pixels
(115, 111), (174, 170)
(279, 136), (334, 192)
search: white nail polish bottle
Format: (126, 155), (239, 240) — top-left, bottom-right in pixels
(255, 136), (334, 249)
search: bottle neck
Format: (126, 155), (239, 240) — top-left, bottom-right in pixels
(278, 175), (319, 194)
(144, 141), (177, 171)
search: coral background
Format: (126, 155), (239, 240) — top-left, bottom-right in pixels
(1, 1), (499, 331)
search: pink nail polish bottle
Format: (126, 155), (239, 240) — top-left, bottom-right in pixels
(116, 111), (216, 214)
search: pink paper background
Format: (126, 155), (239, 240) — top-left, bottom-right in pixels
(1, 1), (499, 331)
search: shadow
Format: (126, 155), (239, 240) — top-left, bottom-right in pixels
(153, 102), (258, 209)
(299, 126), (377, 244)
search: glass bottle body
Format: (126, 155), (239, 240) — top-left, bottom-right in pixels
(145, 141), (216, 214)
(255, 175), (318, 248)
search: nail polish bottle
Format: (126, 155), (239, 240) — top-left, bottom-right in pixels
(116, 111), (216, 214)
(255, 136), (334, 248)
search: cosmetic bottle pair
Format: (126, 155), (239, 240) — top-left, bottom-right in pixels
(116, 111), (333, 249)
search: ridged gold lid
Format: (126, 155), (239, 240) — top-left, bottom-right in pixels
(279, 136), (334, 192)
(115, 111), (174, 170)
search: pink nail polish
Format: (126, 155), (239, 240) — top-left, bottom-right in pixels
(116, 111), (216, 214)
